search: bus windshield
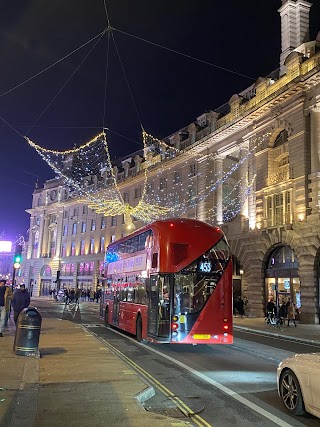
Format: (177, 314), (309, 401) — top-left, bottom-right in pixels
(174, 237), (229, 314)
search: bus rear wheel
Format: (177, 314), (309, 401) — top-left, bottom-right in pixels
(104, 308), (109, 326)
(136, 315), (143, 342)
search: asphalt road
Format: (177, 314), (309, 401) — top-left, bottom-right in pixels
(36, 298), (320, 427)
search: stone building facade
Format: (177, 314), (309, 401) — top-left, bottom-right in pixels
(23, 0), (320, 323)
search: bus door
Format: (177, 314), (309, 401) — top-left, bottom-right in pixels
(112, 290), (120, 326)
(147, 275), (171, 340)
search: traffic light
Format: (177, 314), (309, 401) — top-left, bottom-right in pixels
(13, 244), (22, 269)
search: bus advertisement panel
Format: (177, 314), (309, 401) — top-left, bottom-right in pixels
(100, 218), (233, 344)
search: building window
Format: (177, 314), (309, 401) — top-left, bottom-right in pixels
(100, 236), (105, 253)
(63, 225), (68, 236)
(188, 186), (196, 206)
(89, 261), (95, 275)
(265, 190), (292, 227)
(82, 205), (87, 214)
(71, 242), (76, 256)
(91, 219), (96, 231)
(134, 188), (141, 199)
(174, 193), (180, 204)
(63, 211), (68, 219)
(146, 182), (154, 195)
(81, 222), (86, 233)
(80, 240), (85, 255)
(101, 217), (106, 229)
(73, 208), (78, 217)
(111, 235), (116, 243)
(90, 238), (95, 254)
(61, 243), (67, 257)
(160, 178), (167, 190)
(72, 223), (77, 235)
(123, 192), (129, 203)
(36, 217), (40, 226)
(111, 217), (117, 227)
(189, 164), (196, 177)
(174, 172), (181, 184)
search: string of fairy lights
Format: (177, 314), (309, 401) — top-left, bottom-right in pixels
(26, 128), (270, 230)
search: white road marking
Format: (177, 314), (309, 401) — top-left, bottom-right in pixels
(108, 327), (302, 427)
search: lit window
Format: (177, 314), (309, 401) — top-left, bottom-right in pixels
(101, 217), (106, 229)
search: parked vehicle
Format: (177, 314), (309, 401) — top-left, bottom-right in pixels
(277, 353), (320, 418)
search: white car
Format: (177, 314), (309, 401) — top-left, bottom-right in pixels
(277, 353), (320, 419)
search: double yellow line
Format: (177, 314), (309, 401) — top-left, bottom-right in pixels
(86, 328), (212, 427)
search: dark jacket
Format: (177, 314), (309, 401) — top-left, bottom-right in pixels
(12, 289), (30, 313)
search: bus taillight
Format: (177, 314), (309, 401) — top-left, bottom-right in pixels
(223, 325), (229, 330)
(172, 323), (179, 331)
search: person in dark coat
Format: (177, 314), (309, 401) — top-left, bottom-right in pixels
(12, 284), (30, 324)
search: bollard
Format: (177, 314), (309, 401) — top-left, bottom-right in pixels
(13, 307), (42, 357)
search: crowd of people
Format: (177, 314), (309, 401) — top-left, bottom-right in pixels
(55, 287), (101, 305)
(266, 298), (299, 327)
(0, 279), (30, 337)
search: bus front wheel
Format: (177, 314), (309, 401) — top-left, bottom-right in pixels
(104, 308), (109, 326)
(136, 315), (143, 342)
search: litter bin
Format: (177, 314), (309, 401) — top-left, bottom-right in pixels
(13, 307), (42, 357)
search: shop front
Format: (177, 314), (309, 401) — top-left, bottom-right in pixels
(265, 245), (300, 312)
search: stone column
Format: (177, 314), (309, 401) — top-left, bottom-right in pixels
(239, 144), (249, 218)
(37, 213), (46, 258)
(214, 157), (224, 224)
(308, 104), (320, 214)
(197, 155), (215, 222)
(248, 146), (256, 230)
(55, 210), (64, 259)
(27, 218), (35, 260)
(310, 105), (320, 173)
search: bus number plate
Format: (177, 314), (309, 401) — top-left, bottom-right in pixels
(193, 334), (211, 340)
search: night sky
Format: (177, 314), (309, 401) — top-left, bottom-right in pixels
(0, 0), (319, 241)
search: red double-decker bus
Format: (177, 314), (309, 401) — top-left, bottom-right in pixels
(100, 218), (233, 344)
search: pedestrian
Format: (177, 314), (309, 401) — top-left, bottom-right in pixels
(95, 288), (101, 303)
(266, 298), (276, 324)
(12, 284), (30, 325)
(64, 289), (69, 305)
(69, 288), (75, 304)
(237, 296), (245, 317)
(287, 302), (297, 327)
(4, 282), (13, 326)
(75, 287), (81, 305)
(278, 301), (287, 325)
(0, 279), (13, 336)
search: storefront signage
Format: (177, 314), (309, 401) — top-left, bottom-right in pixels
(265, 269), (298, 278)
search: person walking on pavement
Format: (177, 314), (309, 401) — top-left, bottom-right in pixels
(278, 301), (287, 326)
(75, 287), (81, 306)
(4, 282), (13, 326)
(0, 279), (12, 336)
(266, 298), (276, 324)
(12, 284), (30, 325)
(287, 302), (297, 327)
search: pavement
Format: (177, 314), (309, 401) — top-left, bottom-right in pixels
(233, 315), (320, 345)
(1, 302), (320, 427)
(0, 299), (190, 427)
